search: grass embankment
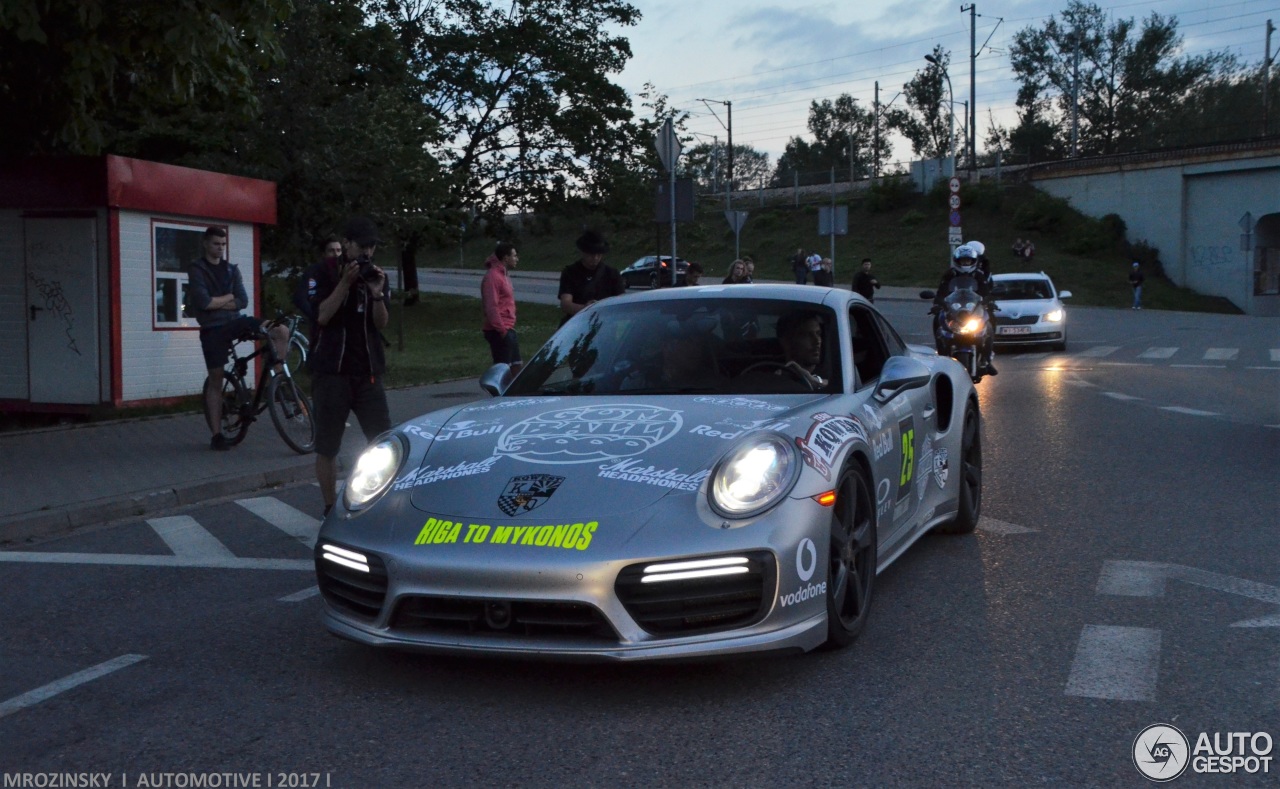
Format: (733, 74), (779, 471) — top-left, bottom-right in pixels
(437, 181), (1240, 315)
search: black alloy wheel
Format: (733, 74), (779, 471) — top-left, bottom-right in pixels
(935, 405), (982, 534)
(824, 465), (877, 647)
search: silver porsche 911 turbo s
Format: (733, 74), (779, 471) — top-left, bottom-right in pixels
(315, 284), (982, 661)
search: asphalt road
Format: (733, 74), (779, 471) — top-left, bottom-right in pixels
(1, 302), (1277, 787)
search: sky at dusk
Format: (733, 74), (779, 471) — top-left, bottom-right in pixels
(611, 0), (1277, 171)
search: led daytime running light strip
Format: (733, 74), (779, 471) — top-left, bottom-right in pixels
(321, 543), (370, 573)
(641, 556), (750, 584)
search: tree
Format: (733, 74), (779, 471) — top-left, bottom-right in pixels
(0, 0), (289, 156)
(771, 93), (893, 184)
(684, 142), (770, 192)
(379, 0), (642, 216)
(894, 45), (953, 161)
(1008, 1), (1235, 156)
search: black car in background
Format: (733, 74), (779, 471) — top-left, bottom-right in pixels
(620, 256), (691, 289)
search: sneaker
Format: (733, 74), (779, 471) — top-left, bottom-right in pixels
(210, 434), (230, 451)
(983, 363), (999, 376)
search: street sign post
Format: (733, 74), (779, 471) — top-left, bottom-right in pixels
(655, 118), (682, 272)
(725, 210), (749, 259)
(948, 177), (962, 251)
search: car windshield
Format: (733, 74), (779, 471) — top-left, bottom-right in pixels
(506, 298), (843, 396)
(992, 279), (1053, 300)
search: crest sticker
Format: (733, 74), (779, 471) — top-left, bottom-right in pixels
(497, 474), (565, 516)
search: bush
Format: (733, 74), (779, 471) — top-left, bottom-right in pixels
(866, 176), (917, 213)
(1124, 240), (1164, 279)
(1013, 190), (1073, 233)
(1100, 213), (1127, 244)
(900, 209), (926, 226)
(960, 180), (1003, 213)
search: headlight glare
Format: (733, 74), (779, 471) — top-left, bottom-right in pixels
(959, 317), (984, 334)
(344, 437), (404, 509)
(1044, 309), (1064, 322)
(710, 435), (798, 518)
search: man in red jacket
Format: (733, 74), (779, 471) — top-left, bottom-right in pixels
(481, 241), (521, 372)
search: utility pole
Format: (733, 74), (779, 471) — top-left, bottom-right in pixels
(963, 4), (977, 173)
(698, 98), (733, 205)
(1070, 41), (1081, 157)
(873, 81), (881, 179)
(1266, 20), (1276, 135)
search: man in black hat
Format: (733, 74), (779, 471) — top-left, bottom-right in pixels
(300, 216), (392, 516)
(558, 229), (625, 326)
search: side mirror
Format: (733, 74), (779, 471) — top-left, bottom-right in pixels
(919, 289), (936, 300)
(874, 356), (932, 403)
(479, 363), (512, 396)
(1058, 290), (1073, 299)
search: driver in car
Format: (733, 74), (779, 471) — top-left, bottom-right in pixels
(736, 309), (829, 392)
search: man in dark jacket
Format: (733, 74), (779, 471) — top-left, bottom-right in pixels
(558, 230), (624, 326)
(1129, 262), (1145, 309)
(932, 244), (997, 376)
(852, 258), (881, 302)
(300, 216), (392, 516)
(189, 226), (288, 451)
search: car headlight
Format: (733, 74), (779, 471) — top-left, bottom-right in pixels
(1044, 309), (1064, 322)
(709, 434), (800, 519)
(343, 437), (405, 510)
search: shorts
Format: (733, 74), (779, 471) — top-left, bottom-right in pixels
(312, 372), (391, 458)
(199, 316), (265, 370)
(482, 328), (521, 365)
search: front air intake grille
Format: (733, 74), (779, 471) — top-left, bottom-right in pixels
(390, 596), (619, 643)
(315, 545), (388, 621)
(615, 551), (775, 636)
(995, 315), (1040, 326)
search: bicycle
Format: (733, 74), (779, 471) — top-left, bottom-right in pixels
(280, 312), (310, 374)
(203, 314), (316, 454)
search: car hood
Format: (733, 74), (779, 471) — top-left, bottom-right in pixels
(992, 298), (1058, 317)
(393, 395), (819, 520)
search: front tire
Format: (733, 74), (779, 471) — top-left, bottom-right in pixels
(935, 405), (982, 534)
(824, 465), (878, 648)
(267, 374), (316, 454)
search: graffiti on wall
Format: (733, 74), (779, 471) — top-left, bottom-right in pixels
(26, 272), (81, 356)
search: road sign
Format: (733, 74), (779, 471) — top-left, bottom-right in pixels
(724, 210), (749, 234)
(818, 205), (849, 236)
(948, 227), (963, 244)
(655, 118), (681, 173)
(653, 178), (695, 223)
(1239, 211), (1255, 234)
(949, 177), (962, 194)
(949, 194), (961, 210)
(949, 210), (962, 227)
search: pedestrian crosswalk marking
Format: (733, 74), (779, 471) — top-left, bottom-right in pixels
(1272, 350), (1280, 362)
(1138, 347), (1177, 359)
(1103, 392), (1142, 401)
(1204, 348), (1237, 361)
(0, 552), (311, 570)
(1065, 625), (1161, 701)
(1077, 346), (1119, 357)
(148, 515), (235, 560)
(1159, 406), (1220, 417)
(279, 586), (320, 602)
(237, 497), (319, 548)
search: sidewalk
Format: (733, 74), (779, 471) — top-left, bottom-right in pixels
(0, 378), (488, 545)
(0, 276), (921, 545)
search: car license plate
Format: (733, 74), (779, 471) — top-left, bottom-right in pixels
(999, 326), (1032, 335)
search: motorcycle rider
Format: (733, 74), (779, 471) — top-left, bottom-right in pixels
(932, 243), (998, 376)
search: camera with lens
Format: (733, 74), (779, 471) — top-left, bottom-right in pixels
(356, 254), (380, 283)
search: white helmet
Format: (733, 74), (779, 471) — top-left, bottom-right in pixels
(968, 240), (986, 257)
(952, 244), (978, 274)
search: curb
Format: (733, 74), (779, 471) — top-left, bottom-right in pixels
(0, 462), (315, 546)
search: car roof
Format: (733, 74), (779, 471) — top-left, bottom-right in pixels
(608, 282), (865, 308)
(992, 271), (1051, 281)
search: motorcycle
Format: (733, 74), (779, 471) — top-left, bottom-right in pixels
(919, 286), (992, 383)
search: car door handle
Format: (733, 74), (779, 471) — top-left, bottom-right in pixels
(922, 406), (935, 419)
(29, 305), (44, 321)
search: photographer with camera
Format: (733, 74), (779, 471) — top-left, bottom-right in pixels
(301, 216), (392, 516)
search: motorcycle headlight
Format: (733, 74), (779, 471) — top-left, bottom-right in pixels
(958, 317), (985, 334)
(343, 437), (405, 510)
(709, 434), (801, 519)
(1044, 309), (1064, 323)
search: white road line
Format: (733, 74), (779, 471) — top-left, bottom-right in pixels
(0, 654), (147, 720)
(976, 517), (1039, 534)
(1272, 350), (1280, 362)
(147, 516), (235, 560)
(279, 586), (321, 602)
(236, 497), (320, 548)
(1096, 560), (1280, 627)
(1065, 625), (1161, 702)
(1139, 347), (1177, 359)
(1099, 362), (1152, 367)
(1103, 392), (1143, 401)
(1078, 346), (1119, 358)
(1064, 377), (1096, 388)
(1159, 406), (1221, 417)
(0, 552), (311, 570)
(1247, 366), (1280, 371)
(1170, 364), (1226, 369)
(1203, 348), (1238, 361)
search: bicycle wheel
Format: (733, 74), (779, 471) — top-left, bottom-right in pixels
(202, 374), (251, 447)
(267, 374), (316, 454)
(285, 335), (308, 375)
